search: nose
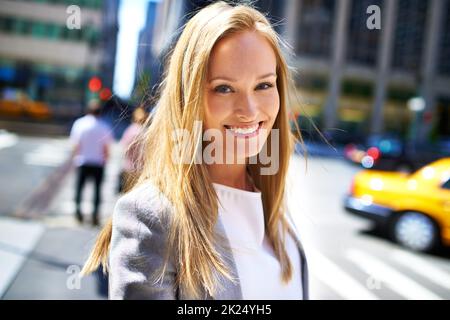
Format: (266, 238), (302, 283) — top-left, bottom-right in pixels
(234, 93), (258, 121)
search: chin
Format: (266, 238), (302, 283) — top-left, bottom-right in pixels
(228, 137), (266, 162)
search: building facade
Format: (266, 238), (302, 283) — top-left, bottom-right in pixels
(134, 0), (159, 102)
(137, 0), (450, 141)
(100, 0), (119, 94)
(283, 0), (450, 141)
(0, 0), (119, 119)
(144, 0), (287, 100)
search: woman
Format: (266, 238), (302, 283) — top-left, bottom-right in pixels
(117, 106), (148, 194)
(82, 1), (308, 300)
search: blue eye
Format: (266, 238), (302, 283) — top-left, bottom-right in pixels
(214, 85), (233, 94)
(256, 82), (274, 90)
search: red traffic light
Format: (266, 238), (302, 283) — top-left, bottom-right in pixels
(100, 88), (112, 100)
(88, 77), (102, 92)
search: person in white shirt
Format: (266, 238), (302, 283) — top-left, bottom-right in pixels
(70, 100), (113, 226)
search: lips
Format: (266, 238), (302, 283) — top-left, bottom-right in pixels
(224, 121), (263, 138)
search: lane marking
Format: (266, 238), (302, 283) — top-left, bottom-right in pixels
(391, 249), (450, 291)
(346, 249), (443, 300)
(24, 145), (67, 167)
(308, 249), (379, 300)
(0, 131), (18, 150)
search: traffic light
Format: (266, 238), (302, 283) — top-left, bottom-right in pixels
(88, 76), (102, 92)
(99, 88), (112, 101)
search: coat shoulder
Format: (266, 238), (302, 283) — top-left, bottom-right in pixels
(113, 181), (173, 227)
(109, 181), (177, 300)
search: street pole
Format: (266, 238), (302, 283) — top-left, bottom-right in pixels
(407, 96), (425, 154)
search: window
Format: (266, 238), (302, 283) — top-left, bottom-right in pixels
(65, 28), (82, 41)
(12, 18), (31, 35)
(296, 0), (335, 59)
(392, 0), (427, 73)
(83, 27), (100, 45)
(0, 17), (14, 32)
(443, 178), (450, 190)
(342, 80), (374, 98)
(31, 22), (47, 38)
(347, 0), (382, 66)
(47, 24), (62, 40)
(0, 16), (98, 43)
(438, 0), (450, 76)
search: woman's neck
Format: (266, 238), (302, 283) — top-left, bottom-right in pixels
(207, 163), (253, 191)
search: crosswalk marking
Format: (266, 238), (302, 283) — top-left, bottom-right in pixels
(391, 249), (450, 291)
(0, 131), (18, 150)
(24, 145), (67, 167)
(308, 250), (379, 300)
(346, 249), (443, 300)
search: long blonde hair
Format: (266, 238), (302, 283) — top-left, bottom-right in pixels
(82, 1), (302, 299)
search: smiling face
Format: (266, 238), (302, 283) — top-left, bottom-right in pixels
(203, 30), (280, 162)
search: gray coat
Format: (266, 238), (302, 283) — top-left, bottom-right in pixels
(108, 181), (309, 300)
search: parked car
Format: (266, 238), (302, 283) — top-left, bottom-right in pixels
(296, 128), (359, 158)
(0, 89), (51, 120)
(344, 134), (446, 173)
(344, 158), (450, 252)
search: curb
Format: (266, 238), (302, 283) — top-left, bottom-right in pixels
(13, 155), (75, 220)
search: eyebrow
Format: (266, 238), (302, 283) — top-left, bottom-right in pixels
(208, 72), (277, 83)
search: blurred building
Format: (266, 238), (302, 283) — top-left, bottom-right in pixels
(100, 0), (119, 94)
(138, 0), (287, 101)
(135, 0), (450, 142)
(283, 0), (450, 142)
(133, 0), (159, 102)
(0, 0), (119, 119)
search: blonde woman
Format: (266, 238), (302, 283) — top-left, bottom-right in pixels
(82, 1), (308, 300)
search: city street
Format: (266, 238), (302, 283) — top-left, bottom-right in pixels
(1, 0), (449, 305)
(288, 154), (450, 300)
(0, 130), (70, 216)
(0, 131), (121, 299)
(0, 132), (449, 299)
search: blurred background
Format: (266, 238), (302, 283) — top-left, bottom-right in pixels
(0, 0), (449, 300)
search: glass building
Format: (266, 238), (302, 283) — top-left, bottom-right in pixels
(138, 0), (450, 141)
(283, 0), (450, 141)
(0, 0), (118, 119)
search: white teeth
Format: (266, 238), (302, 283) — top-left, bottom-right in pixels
(228, 124), (259, 135)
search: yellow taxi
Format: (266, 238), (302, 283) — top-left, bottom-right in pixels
(23, 100), (51, 119)
(345, 158), (450, 252)
(0, 90), (51, 120)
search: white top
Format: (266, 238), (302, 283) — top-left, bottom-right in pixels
(213, 183), (302, 300)
(70, 114), (113, 167)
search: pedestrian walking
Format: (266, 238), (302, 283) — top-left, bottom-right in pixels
(70, 100), (113, 226)
(117, 106), (148, 194)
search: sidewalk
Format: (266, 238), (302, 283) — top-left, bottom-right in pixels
(0, 119), (71, 137)
(0, 142), (123, 299)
